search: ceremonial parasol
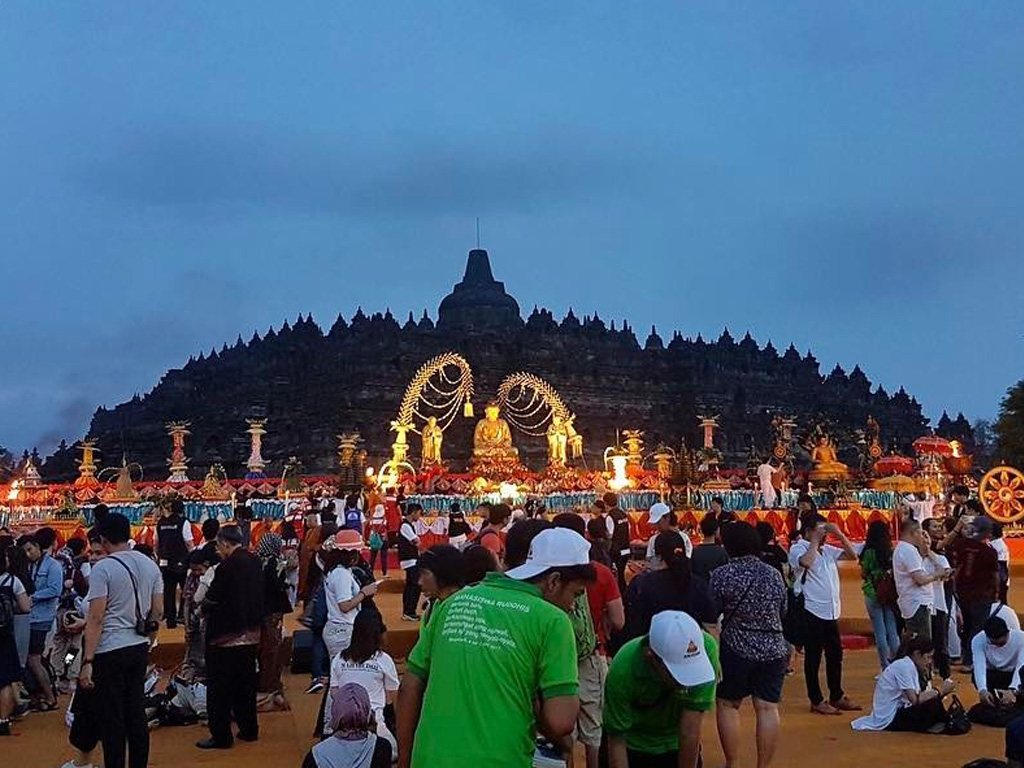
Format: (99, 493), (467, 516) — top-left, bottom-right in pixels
(912, 435), (953, 457)
(874, 455), (915, 477)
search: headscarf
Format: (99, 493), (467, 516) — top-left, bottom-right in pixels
(312, 682), (377, 768)
(332, 682), (372, 740)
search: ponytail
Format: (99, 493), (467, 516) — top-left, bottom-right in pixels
(654, 531), (691, 593)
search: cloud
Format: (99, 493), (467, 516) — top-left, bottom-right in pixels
(76, 124), (652, 219)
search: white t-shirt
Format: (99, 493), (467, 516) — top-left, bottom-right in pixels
(327, 650), (399, 717)
(399, 521), (419, 569)
(905, 498), (936, 523)
(973, 629), (1024, 692)
(789, 540), (843, 620)
(851, 656), (922, 731)
(893, 541), (933, 620)
(991, 538), (1010, 563)
(0, 573), (27, 596)
(324, 567), (361, 626)
(923, 552), (950, 614)
(646, 529), (693, 561)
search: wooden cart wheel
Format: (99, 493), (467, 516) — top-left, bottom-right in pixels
(979, 465), (1024, 523)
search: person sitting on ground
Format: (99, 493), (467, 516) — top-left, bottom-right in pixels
(851, 635), (956, 733)
(973, 616), (1024, 707)
(690, 516), (728, 581)
(645, 503), (692, 562)
(710, 522), (788, 768)
(624, 531), (718, 642)
(321, 610), (399, 756)
(304, 682), (392, 768)
(396, 527), (594, 768)
(604, 610), (719, 768)
(416, 545), (465, 626)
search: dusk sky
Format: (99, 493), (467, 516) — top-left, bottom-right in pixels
(2, 3), (1022, 456)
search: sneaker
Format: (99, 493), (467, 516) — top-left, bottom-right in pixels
(304, 680), (326, 695)
(401, 614), (420, 622)
(59, 763), (97, 768)
(532, 741), (566, 768)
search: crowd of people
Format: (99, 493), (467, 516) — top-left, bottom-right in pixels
(3, 483), (1024, 767)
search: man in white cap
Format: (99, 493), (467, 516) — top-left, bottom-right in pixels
(604, 610), (719, 768)
(645, 502), (692, 563)
(397, 527), (596, 768)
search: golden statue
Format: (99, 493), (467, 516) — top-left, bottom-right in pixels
(547, 415), (570, 468)
(471, 402), (520, 468)
(807, 428), (849, 482)
(421, 416), (444, 467)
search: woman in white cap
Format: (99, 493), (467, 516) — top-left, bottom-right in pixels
(604, 610), (719, 768)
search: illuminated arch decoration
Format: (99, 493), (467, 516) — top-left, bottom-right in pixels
(495, 372), (573, 437)
(378, 352), (474, 484)
(979, 465), (1024, 523)
(395, 352), (475, 433)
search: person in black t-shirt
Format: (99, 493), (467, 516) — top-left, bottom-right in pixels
(691, 516), (729, 580)
(623, 530), (718, 643)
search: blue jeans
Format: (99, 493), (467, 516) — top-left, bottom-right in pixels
(865, 595), (899, 669)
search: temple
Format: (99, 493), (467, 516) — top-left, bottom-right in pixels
(43, 248), (932, 479)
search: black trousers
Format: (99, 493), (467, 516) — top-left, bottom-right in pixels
(93, 643), (150, 768)
(932, 610), (951, 679)
(402, 565), (422, 616)
(803, 611), (844, 706)
(206, 644), (259, 745)
(886, 696), (947, 732)
(369, 541), (390, 575)
(160, 564), (187, 625)
(960, 599), (992, 667)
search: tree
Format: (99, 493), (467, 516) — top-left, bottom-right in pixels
(995, 380), (1024, 469)
(0, 445), (14, 482)
(973, 418), (996, 469)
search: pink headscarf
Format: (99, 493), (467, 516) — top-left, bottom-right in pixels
(331, 683), (372, 741)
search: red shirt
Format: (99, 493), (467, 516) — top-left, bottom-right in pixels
(384, 498), (402, 534)
(586, 561), (621, 652)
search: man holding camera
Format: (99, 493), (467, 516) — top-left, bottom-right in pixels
(79, 513), (164, 768)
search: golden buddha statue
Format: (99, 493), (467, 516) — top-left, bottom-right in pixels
(808, 432), (849, 482)
(471, 402), (520, 469)
(421, 416), (444, 467)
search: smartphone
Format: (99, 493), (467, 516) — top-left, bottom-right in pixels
(374, 579), (387, 587)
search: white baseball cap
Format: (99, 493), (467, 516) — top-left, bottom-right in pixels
(649, 611), (715, 688)
(505, 528), (591, 581)
(648, 502), (672, 525)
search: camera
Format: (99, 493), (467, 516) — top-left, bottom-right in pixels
(135, 617), (160, 637)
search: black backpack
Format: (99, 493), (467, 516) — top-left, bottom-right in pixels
(0, 574), (17, 638)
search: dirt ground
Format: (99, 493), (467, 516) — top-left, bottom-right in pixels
(10, 563), (1021, 767)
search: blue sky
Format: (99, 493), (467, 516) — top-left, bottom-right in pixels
(2, 2), (1022, 454)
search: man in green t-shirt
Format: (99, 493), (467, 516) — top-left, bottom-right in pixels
(604, 611), (720, 768)
(396, 527), (597, 768)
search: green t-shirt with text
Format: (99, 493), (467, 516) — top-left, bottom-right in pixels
(407, 572), (579, 768)
(603, 633), (720, 755)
